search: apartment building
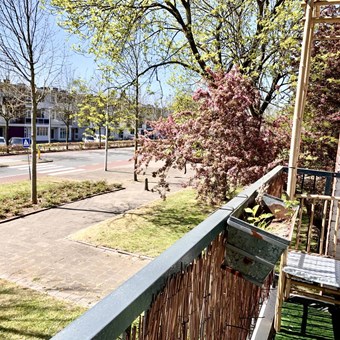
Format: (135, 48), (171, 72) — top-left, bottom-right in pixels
(0, 80), (85, 143)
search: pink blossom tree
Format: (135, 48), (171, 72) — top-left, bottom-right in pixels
(138, 69), (284, 205)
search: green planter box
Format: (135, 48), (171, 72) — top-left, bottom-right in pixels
(225, 194), (298, 286)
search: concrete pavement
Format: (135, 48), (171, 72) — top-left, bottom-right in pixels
(0, 162), (191, 307)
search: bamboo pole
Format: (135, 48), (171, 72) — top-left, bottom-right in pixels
(274, 249), (288, 332)
(313, 17), (340, 24)
(287, 0), (315, 199)
(298, 193), (340, 201)
(334, 202), (340, 258)
(320, 200), (328, 255)
(295, 198), (305, 250)
(301, 1), (340, 6)
(307, 199), (315, 253)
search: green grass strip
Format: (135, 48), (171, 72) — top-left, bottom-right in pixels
(71, 189), (214, 257)
(0, 179), (121, 220)
(0, 279), (85, 340)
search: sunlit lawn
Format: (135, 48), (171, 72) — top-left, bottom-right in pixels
(275, 297), (338, 340)
(0, 279), (86, 340)
(0, 179), (121, 220)
(71, 189), (214, 257)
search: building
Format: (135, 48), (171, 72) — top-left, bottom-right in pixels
(0, 80), (170, 143)
(0, 80), (85, 143)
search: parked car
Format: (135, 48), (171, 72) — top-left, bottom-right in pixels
(82, 135), (95, 143)
(123, 134), (134, 140)
(9, 137), (24, 146)
(0, 137), (6, 145)
(94, 134), (106, 142)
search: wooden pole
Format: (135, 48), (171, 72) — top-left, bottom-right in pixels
(287, 0), (315, 199)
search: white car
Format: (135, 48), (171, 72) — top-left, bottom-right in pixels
(0, 137), (6, 145)
(94, 134), (106, 142)
(82, 135), (95, 143)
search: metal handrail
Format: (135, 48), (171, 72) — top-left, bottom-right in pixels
(52, 166), (285, 339)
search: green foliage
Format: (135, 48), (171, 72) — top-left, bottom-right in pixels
(74, 82), (133, 137)
(281, 196), (299, 211)
(169, 90), (199, 116)
(244, 204), (273, 229)
(50, 0), (302, 116)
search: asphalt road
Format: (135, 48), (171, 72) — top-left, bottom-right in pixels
(0, 147), (135, 183)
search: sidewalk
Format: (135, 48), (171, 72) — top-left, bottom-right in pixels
(0, 163), (191, 307)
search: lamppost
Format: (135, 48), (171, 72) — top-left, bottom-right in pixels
(104, 88), (109, 171)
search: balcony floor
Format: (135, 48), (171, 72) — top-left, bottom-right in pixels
(275, 297), (340, 340)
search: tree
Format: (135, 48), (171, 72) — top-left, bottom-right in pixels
(137, 69), (284, 205)
(53, 89), (78, 149)
(51, 0), (302, 117)
(0, 0), (61, 203)
(298, 6), (340, 171)
(77, 92), (107, 141)
(75, 82), (132, 146)
(0, 80), (28, 150)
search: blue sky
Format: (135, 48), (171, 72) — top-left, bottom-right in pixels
(52, 15), (175, 106)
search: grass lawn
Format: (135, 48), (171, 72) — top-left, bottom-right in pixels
(275, 297), (338, 340)
(70, 189), (214, 257)
(0, 179), (121, 221)
(0, 279), (86, 340)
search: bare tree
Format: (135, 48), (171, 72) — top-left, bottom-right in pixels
(106, 25), (148, 181)
(0, 80), (28, 151)
(0, 0), (61, 203)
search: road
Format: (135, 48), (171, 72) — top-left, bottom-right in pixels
(0, 147), (135, 183)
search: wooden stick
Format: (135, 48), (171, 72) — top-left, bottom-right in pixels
(290, 288), (340, 305)
(298, 193), (340, 201)
(312, 17), (340, 24)
(274, 250), (288, 331)
(287, 0), (315, 199)
(301, 1), (340, 6)
(295, 198), (304, 250)
(320, 200), (328, 255)
(334, 202), (340, 258)
(307, 199), (315, 253)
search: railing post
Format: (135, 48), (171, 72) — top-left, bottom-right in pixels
(307, 199), (315, 253)
(325, 176), (332, 195)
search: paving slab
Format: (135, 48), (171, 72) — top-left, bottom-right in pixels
(0, 165), (191, 307)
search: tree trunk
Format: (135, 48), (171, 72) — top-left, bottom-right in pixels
(65, 123), (69, 150)
(31, 86), (38, 204)
(5, 119), (9, 154)
(134, 63), (139, 182)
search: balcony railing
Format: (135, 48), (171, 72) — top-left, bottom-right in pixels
(51, 166), (340, 340)
(25, 117), (50, 125)
(10, 117), (50, 125)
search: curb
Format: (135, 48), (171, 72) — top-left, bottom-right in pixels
(70, 239), (153, 261)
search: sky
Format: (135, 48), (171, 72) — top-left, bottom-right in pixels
(53, 18), (173, 106)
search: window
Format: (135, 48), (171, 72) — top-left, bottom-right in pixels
(60, 128), (66, 139)
(37, 127), (48, 136)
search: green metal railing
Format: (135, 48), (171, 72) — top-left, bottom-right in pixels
(52, 166), (340, 339)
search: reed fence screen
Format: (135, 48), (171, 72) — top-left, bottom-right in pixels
(125, 233), (272, 340)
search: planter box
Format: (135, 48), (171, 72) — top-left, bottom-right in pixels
(225, 194), (298, 286)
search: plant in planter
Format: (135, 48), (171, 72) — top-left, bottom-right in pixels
(244, 204), (274, 229)
(225, 193), (299, 285)
(260, 194), (299, 240)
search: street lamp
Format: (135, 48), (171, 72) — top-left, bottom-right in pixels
(104, 88), (109, 171)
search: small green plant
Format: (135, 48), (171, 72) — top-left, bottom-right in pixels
(244, 204), (273, 229)
(282, 198), (299, 210)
